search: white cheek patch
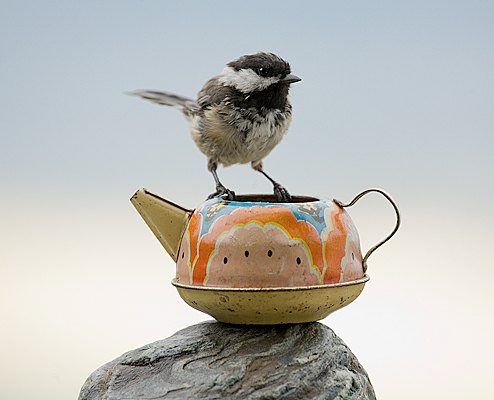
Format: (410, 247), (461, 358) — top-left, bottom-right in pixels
(218, 66), (279, 93)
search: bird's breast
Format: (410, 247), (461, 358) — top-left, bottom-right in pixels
(189, 105), (292, 166)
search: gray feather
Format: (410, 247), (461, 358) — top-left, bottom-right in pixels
(126, 90), (200, 114)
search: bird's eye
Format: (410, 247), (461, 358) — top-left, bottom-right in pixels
(258, 67), (271, 77)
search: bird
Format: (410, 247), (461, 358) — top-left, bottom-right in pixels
(127, 52), (301, 202)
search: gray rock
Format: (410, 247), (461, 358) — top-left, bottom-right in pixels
(79, 321), (375, 400)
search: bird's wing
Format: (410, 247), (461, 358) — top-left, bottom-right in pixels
(197, 77), (236, 109)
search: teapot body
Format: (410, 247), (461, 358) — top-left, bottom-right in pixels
(176, 195), (364, 288)
(131, 188), (400, 324)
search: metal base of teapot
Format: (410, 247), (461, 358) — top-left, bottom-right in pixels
(172, 275), (370, 325)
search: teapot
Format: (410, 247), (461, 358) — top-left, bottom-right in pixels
(131, 189), (400, 324)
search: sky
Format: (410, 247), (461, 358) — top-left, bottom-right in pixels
(1, 1), (493, 399)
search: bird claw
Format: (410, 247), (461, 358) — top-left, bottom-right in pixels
(207, 186), (236, 201)
(273, 183), (292, 203)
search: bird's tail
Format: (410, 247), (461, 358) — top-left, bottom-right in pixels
(126, 90), (200, 114)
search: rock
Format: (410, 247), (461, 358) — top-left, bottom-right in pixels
(79, 321), (375, 400)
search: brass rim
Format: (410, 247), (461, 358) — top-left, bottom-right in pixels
(171, 274), (369, 293)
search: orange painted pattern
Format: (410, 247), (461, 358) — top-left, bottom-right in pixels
(188, 205), (324, 284)
(184, 203), (355, 285)
(322, 207), (351, 283)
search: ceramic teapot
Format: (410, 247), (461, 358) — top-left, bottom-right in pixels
(131, 189), (400, 324)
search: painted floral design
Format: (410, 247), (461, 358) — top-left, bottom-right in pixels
(176, 197), (363, 288)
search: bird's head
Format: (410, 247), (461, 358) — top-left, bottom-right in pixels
(218, 52), (301, 94)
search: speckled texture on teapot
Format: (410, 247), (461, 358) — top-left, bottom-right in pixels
(176, 196), (364, 288)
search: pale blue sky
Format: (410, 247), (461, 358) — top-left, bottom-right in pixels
(1, 2), (493, 399)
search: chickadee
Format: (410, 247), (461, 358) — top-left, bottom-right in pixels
(128, 52), (301, 201)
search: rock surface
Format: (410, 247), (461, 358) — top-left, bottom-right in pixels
(79, 321), (375, 400)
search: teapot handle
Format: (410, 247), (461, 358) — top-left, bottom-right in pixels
(333, 188), (401, 272)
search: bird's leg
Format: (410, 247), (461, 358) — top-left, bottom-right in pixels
(207, 160), (235, 200)
(252, 161), (292, 202)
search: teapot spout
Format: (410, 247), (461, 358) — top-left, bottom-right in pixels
(131, 189), (193, 261)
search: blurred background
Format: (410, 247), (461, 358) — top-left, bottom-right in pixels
(1, 1), (493, 399)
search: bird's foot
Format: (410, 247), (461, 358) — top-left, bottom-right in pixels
(273, 183), (292, 202)
(207, 185), (236, 201)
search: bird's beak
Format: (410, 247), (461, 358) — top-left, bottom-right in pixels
(282, 74), (302, 84)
